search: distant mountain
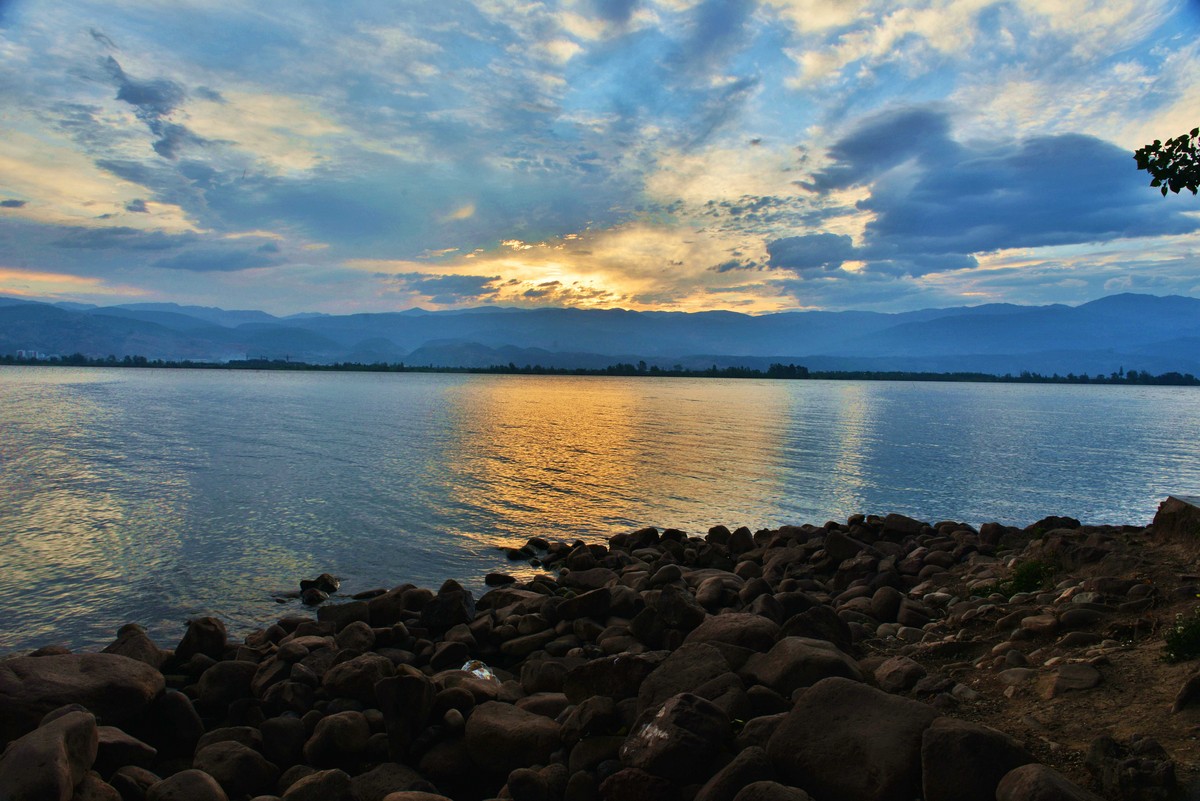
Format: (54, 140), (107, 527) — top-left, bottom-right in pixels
(2, 293), (1198, 376)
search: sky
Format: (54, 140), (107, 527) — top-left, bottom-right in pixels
(0, 0), (1198, 316)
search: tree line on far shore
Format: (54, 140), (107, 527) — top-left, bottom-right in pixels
(2, 352), (1198, 386)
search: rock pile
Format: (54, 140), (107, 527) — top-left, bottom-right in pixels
(1, 509), (1196, 801)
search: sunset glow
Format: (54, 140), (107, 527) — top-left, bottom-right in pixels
(0, 0), (1196, 314)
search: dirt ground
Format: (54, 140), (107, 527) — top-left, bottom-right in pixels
(883, 529), (1200, 798)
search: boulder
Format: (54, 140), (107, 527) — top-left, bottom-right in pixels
(0, 710), (98, 801)
(147, 689), (204, 756)
(555, 588), (612, 621)
(636, 642), (730, 714)
(732, 782), (813, 801)
(321, 653), (395, 705)
(464, 701), (561, 775)
(281, 768), (353, 801)
(597, 767), (679, 801)
(740, 637), (862, 698)
(619, 693), (730, 784)
(1153, 495), (1200, 547)
(695, 745), (775, 801)
(996, 763), (1104, 801)
(1040, 664), (1102, 699)
(73, 771), (121, 801)
(302, 710), (371, 767)
(0, 654), (165, 741)
(874, 656), (926, 694)
(174, 618), (228, 663)
(102, 624), (166, 669)
(260, 715), (308, 768)
(350, 762), (431, 801)
(766, 677), (938, 801)
(94, 725), (157, 775)
(684, 613), (780, 653)
(146, 770), (230, 801)
(563, 652), (667, 704)
(921, 718), (1033, 801)
(192, 741), (279, 797)
(196, 660), (258, 711)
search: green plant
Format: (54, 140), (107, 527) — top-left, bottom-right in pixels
(996, 558), (1059, 596)
(1163, 609), (1200, 663)
(1135, 128), (1200, 195)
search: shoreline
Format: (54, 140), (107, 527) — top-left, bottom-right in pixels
(3, 502), (1199, 800)
(5, 358), (1200, 387)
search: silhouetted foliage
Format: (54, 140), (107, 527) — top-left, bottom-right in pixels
(3, 352), (1198, 385)
(1135, 128), (1200, 195)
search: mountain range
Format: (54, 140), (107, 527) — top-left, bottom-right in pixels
(1, 293), (1198, 376)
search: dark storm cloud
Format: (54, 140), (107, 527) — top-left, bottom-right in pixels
(781, 106), (1200, 280)
(385, 273), (503, 304)
(105, 56), (184, 115)
(805, 107), (954, 192)
(767, 233), (856, 272)
(154, 248), (280, 272)
(55, 227), (194, 250)
(1, 199), (26, 208)
(103, 56), (207, 160)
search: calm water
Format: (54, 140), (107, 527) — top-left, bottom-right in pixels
(1, 367), (1198, 653)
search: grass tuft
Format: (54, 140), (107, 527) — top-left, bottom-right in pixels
(1164, 608), (1200, 663)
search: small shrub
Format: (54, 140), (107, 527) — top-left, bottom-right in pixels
(1007, 559), (1058, 594)
(1164, 609), (1200, 663)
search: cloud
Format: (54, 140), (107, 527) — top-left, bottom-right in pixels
(766, 233), (856, 272)
(386, 272), (504, 304)
(103, 56), (208, 160)
(55, 227), (194, 250)
(125, 199), (148, 213)
(787, 106), (1200, 280)
(1, 199), (26, 208)
(153, 247), (280, 272)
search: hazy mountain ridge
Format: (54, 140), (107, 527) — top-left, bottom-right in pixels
(1, 293), (1198, 376)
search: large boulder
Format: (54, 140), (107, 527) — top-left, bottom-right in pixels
(636, 643), (730, 714)
(192, 740), (279, 798)
(619, 693), (731, 784)
(146, 769), (229, 801)
(195, 660), (257, 711)
(0, 654), (165, 741)
(101, 624), (166, 669)
(464, 701), (561, 775)
(303, 710), (372, 767)
(684, 613), (780, 653)
(321, 653), (395, 705)
(1153, 495), (1200, 548)
(921, 717), (1033, 801)
(740, 637), (862, 698)
(996, 764), (1105, 801)
(563, 652), (667, 703)
(0, 710), (98, 801)
(173, 617), (227, 663)
(766, 677), (938, 801)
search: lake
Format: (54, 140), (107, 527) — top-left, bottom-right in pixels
(1, 367), (1198, 653)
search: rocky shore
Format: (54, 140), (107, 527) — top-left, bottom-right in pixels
(3, 498), (1200, 801)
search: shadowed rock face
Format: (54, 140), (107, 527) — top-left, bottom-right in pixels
(1, 513), (1177, 801)
(767, 677), (939, 801)
(0, 654), (164, 741)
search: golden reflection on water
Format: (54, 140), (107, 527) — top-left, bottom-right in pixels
(822, 382), (873, 515)
(0, 369), (189, 649)
(435, 376), (797, 551)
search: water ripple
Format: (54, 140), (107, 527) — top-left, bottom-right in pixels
(1, 368), (1198, 653)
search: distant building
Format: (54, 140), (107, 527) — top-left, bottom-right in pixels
(16, 349), (47, 360)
